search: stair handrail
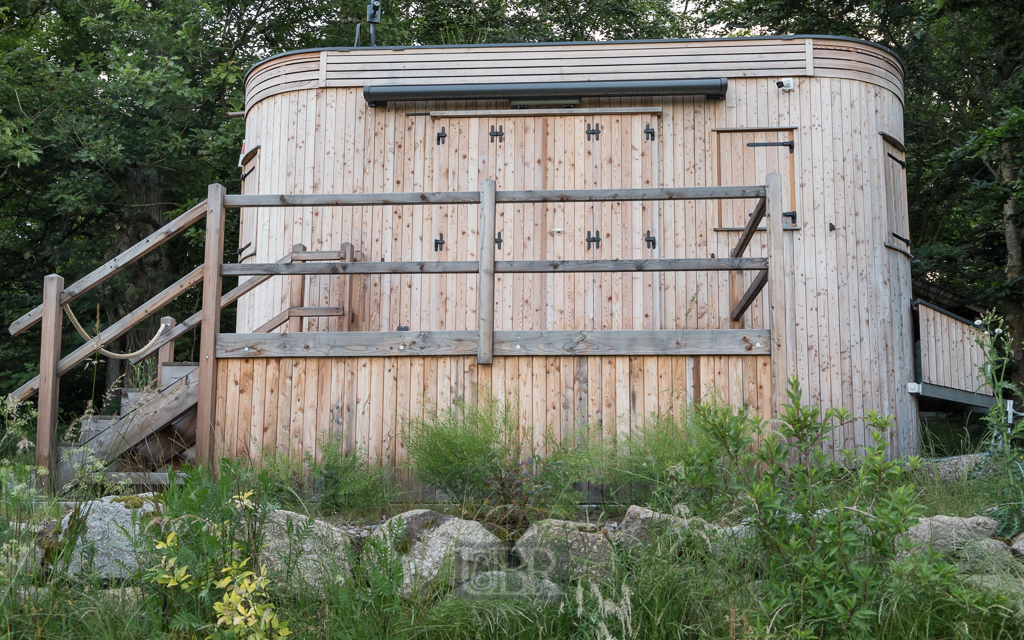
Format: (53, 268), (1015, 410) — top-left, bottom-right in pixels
(8, 199), (209, 337)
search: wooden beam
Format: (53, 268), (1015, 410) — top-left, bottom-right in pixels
(288, 243), (306, 333)
(9, 200), (207, 336)
(766, 172), (789, 417)
(217, 331), (480, 358)
(493, 330), (771, 356)
(495, 186), (765, 203)
(223, 261), (481, 276)
(157, 316), (176, 385)
(730, 270), (769, 322)
(495, 257), (767, 273)
(429, 107), (663, 118)
(224, 191), (482, 208)
(290, 306), (346, 318)
(253, 309), (290, 334)
(730, 197), (767, 258)
(478, 179), (496, 364)
(215, 329), (771, 358)
(127, 254), (294, 366)
(291, 250), (345, 262)
(195, 184), (225, 471)
(221, 186), (766, 209)
(35, 274), (63, 494)
(11, 265), (205, 401)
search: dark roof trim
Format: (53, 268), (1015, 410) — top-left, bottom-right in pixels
(244, 34), (904, 85)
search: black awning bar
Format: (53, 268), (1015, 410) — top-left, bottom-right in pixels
(363, 78), (728, 106)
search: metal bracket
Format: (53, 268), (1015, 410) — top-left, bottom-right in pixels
(782, 211), (797, 225)
(747, 140), (794, 153)
(240, 166), (256, 182)
(644, 123), (656, 141)
(236, 242), (252, 256)
(434, 233), (445, 251)
(586, 123), (602, 141)
(397, 325), (409, 332)
(238, 250), (257, 263)
(644, 230), (656, 250)
(495, 231), (503, 250)
(907, 382), (922, 394)
(887, 152), (907, 168)
(892, 232), (911, 247)
(489, 125), (504, 142)
(586, 230), (601, 249)
(436, 126), (447, 145)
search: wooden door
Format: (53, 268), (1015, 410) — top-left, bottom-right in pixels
(882, 140), (909, 249)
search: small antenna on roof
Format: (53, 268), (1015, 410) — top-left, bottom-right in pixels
(367, 1), (382, 47)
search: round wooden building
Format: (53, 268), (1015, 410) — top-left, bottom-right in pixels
(227, 35), (918, 466)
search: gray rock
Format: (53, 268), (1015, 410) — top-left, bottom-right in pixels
(957, 538), (1015, 573)
(450, 570), (561, 604)
(922, 454), (990, 481)
(372, 509), (505, 594)
(964, 574), (1024, 599)
(1010, 532), (1024, 559)
(906, 515), (998, 553)
(59, 494), (159, 579)
(515, 519), (614, 582)
(616, 505), (688, 551)
(262, 510), (352, 591)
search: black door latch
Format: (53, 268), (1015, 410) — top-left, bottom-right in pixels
(434, 233), (445, 251)
(489, 125), (504, 142)
(436, 126), (447, 145)
(586, 123), (601, 141)
(495, 231), (503, 249)
(644, 123), (656, 141)
(586, 230), (601, 249)
(644, 230), (656, 249)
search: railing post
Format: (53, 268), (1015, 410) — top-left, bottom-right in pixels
(477, 179), (496, 364)
(196, 184), (226, 471)
(36, 274), (63, 494)
(157, 316), (176, 386)
(766, 172), (789, 417)
(288, 243), (306, 333)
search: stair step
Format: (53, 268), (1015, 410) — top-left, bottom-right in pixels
(77, 415), (117, 445)
(160, 362), (199, 388)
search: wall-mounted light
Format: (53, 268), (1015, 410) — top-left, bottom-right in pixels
(776, 78), (795, 92)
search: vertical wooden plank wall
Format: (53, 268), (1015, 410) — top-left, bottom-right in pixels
(233, 40), (917, 460)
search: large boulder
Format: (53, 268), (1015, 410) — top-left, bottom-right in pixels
(261, 510), (352, 591)
(450, 570), (561, 604)
(59, 494), (160, 579)
(616, 505), (688, 551)
(1010, 532), (1024, 559)
(372, 509), (505, 594)
(514, 519), (614, 583)
(906, 515), (998, 553)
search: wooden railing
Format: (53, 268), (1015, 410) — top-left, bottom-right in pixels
(20, 175), (786, 486)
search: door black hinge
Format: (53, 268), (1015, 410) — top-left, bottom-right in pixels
(644, 123), (656, 141)
(586, 230), (601, 249)
(489, 125), (504, 142)
(887, 152), (907, 168)
(644, 230), (656, 249)
(240, 166), (256, 182)
(782, 211), (797, 224)
(434, 233), (445, 251)
(495, 231), (503, 250)
(436, 126), (447, 145)
(586, 123), (601, 141)
(747, 140), (794, 153)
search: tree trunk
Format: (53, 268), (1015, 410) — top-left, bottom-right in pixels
(999, 141), (1024, 386)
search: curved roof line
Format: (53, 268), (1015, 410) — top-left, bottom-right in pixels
(243, 34), (904, 85)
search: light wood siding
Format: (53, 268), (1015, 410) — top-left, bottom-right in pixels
(918, 305), (991, 397)
(235, 37), (918, 460)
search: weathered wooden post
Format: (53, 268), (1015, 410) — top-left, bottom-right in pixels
(157, 316), (176, 385)
(36, 274), (63, 494)
(766, 172), (789, 417)
(477, 179), (496, 364)
(196, 184), (225, 471)
(288, 243), (306, 333)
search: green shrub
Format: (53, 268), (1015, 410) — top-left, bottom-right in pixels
(403, 395), (587, 528)
(310, 436), (396, 514)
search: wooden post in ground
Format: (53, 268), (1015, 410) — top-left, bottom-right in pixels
(36, 274), (63, 494)
(766, 172), (789, 417)
(157, 316), (176, 386)
(288, 243), (306, 333)
(477, 179), (496, 364)
(196, 184), (226, 471)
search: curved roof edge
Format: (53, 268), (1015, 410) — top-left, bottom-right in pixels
(244, 34), (904, 85)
